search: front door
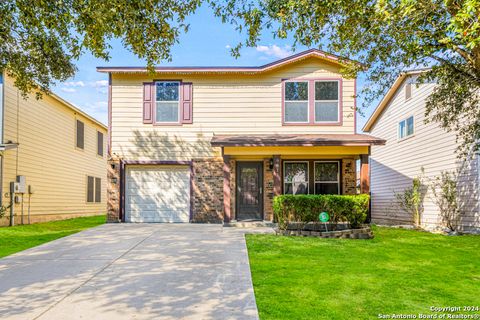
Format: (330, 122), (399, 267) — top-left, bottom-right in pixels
(236, 162), (263, 221)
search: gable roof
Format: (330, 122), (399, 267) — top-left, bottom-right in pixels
(97, 49), (362, 74)
(49, 92), (107, 130)
(2, 72), (107, 130)
(362, 69), (430, 132)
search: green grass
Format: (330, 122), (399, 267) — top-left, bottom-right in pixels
(246, 226), (480, 320)
(0, 215), (105, 258)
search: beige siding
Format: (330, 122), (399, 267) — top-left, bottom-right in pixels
(0, 75), (107, 225)
(111, 58), (356, 161)
(369, 79), (479, 231)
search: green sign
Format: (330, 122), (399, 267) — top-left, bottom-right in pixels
(319, 212), (330, 223)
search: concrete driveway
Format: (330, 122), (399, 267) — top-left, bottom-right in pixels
(0, 224), (272, 320)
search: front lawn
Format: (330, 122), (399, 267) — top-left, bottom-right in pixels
(246, 226), (480, 320)
(0, 215), (105, 258)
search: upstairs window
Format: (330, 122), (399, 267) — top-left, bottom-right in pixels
(284, 81), (309, 123)
(398, 116), (414, 140)
(283, 79), (342, 125)
(315, 81), (340, 123)
(76, 120), (84, 149)
(155, 81), (180, 123)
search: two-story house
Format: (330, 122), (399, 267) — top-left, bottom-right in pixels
(0, 72), (107, 226)
(363, 70), (479, 232)
(99, 49), (385, 224)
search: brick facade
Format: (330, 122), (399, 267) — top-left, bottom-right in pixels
(107, 156), (121, 222)
(191, 159), (224, 223)
(263, 158), (274, 221)
(229, 159), (236, 220)
(342, 158), (357, 195)
(105, 156), (359, 224)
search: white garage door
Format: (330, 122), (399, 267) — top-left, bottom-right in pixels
(125, 165), (190, 223)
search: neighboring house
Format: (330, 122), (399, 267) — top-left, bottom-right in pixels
(0, 72), (107, 226)
(363, 70), (479, 232)
(98, 49), (385, 224)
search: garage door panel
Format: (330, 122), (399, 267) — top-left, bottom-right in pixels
(125, 165), (191, 223)
(126, 202), (189, 211)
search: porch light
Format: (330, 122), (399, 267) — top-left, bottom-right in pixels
(269, 158), (274, 170)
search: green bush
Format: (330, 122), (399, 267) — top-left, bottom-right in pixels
(273, 194), (370, 230)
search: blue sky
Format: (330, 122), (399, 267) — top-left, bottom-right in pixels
(52, 5), (374, 130)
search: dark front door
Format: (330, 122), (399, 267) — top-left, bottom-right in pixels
(236, 162), (263, 221)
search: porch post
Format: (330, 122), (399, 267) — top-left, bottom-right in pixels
(360, 154), (370, 194)
(223, 154), (231, 223)
(273, 155), (281, 196)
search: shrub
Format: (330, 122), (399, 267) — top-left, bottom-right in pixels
(393, 174), (426, 228)
(430, 171), (460, 231)
(273, 194), (370, 230)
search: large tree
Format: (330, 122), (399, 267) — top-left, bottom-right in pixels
(1, 0), (479, 156)
(212, 0), (480, 157)
(0, 0), (201, 95)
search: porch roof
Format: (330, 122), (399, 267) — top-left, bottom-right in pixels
(211, 134), (386, 147)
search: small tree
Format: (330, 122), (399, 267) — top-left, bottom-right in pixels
(430, 171), (460, 231)
(393, 176), (425, 228)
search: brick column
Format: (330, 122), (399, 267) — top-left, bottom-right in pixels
(342, 158), (357, 195)
(107, 156), (121, 222)
(223, 155), (231, 223)
(272, 155), (281, 196)
(360, 154), (370, 194)
(263, 158), (274, 221)
(229, 159), (236, 221)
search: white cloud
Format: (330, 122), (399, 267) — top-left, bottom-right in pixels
(225, 44), (231, 49)
(91, 80), (108, 88)
(84, 101), (108, 110)
(61, 87), (76, 93)
(64, 81), (85, 87)
(256, 44), (292, 59)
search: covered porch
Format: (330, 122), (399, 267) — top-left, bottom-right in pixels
(211, 134), (386, 222)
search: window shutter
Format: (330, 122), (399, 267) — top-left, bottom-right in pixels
(87, 176), (94, 202)
(405, 83), (412, 100)
(181, 82), (193, 124)
(95, 177), (101, 203)
(97, 131), (104, 156)
(76, 120), (84, 149)
(143, 82), (154, 124)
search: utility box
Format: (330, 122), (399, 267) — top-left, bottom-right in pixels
(10, 182), (20, 193)
(16, 175), (26, 193)
(28, 185), (34, 194)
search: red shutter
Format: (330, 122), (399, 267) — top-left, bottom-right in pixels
(181, 82), (193, 124)
(143, 82), (154, 124)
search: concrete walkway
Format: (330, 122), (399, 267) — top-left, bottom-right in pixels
(0, 224), (273, 320)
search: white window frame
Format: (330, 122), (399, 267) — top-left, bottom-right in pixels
(283, 80), (310, 124)
(314, 80), (340, 124)
(398, 115), (415, 141)
(283, 161), (309, 194)
(154, 81), (181, 124)
(314, 161), (340, 195)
